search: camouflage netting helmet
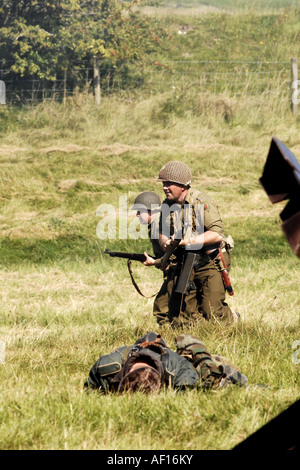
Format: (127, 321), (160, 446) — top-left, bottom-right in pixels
(157, 161), (192, 186)
(131, 191), (161, 211)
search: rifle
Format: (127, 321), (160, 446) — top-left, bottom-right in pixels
(160, 231), (183, 271)
(104, 249), (150, 263)
(104, 235), (182, 268)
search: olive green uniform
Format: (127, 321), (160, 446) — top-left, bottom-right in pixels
(153, 188), (234, 326)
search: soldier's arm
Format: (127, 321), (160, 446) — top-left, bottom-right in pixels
(168, 350), (200, 389)
(177, 230), (222, 250)
(159, 233), (170, 251)
(181, 195), (224, 250)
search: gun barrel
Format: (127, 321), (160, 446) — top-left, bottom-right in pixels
(104, 249), (146, 262)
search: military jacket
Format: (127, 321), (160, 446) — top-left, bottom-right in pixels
(159, 188), (225, 266)
(185, 188), (224, 237)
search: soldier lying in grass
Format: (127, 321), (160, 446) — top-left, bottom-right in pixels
(84, 332), (248, 394)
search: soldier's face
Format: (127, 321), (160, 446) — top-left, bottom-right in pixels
(162, 181), (187, 204)
(136, 209), (151, 225)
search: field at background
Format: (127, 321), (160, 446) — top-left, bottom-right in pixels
(0, 2), (299, 450)
(160, 0), (298, 9)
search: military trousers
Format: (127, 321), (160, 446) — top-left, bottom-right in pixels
(153, 251), (234, 326)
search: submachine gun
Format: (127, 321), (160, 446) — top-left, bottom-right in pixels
(175, 248), (234, 296)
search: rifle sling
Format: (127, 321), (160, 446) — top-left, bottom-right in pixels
(127, 259), (158, 298)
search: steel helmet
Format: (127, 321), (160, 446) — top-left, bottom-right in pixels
(130, 191), (161, 211)
(157, 161), (192, 186)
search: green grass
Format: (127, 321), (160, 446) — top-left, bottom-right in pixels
(0, 5), (300, 451)
(158, 0), (298, 11)
(152, 7), (300, 65)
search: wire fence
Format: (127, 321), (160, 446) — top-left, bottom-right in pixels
(0, 59), (295, 105)
(115, 66), (291, 97)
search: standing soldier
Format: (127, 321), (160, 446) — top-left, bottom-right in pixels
(145, 161), (238, 326)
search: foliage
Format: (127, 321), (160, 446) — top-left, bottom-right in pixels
(0, 0), (64, 79)
(0, 0), (169, 82)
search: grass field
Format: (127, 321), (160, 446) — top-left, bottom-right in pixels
(161, 0), (298, 9)
(0, 2), (299, 451)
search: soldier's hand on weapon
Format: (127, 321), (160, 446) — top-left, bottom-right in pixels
(164, 236), (174, 249)
(164, 233), (183, 249)
(159, 234), (171, 251)
(143, 252), (156, 266)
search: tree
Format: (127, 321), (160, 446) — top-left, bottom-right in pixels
(0, 0), (64, 79)
(0, 0), (169, 100)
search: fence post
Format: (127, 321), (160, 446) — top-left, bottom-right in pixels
(291, 57), (298, 114)
(0, 80), (6, 104)
(93, 57), (101, 106)
(52, 74), (57, 101)
(63, 69), (67, 105)
(32, 78), (35, 104)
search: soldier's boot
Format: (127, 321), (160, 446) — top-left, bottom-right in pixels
(217, 364), (248, 389)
